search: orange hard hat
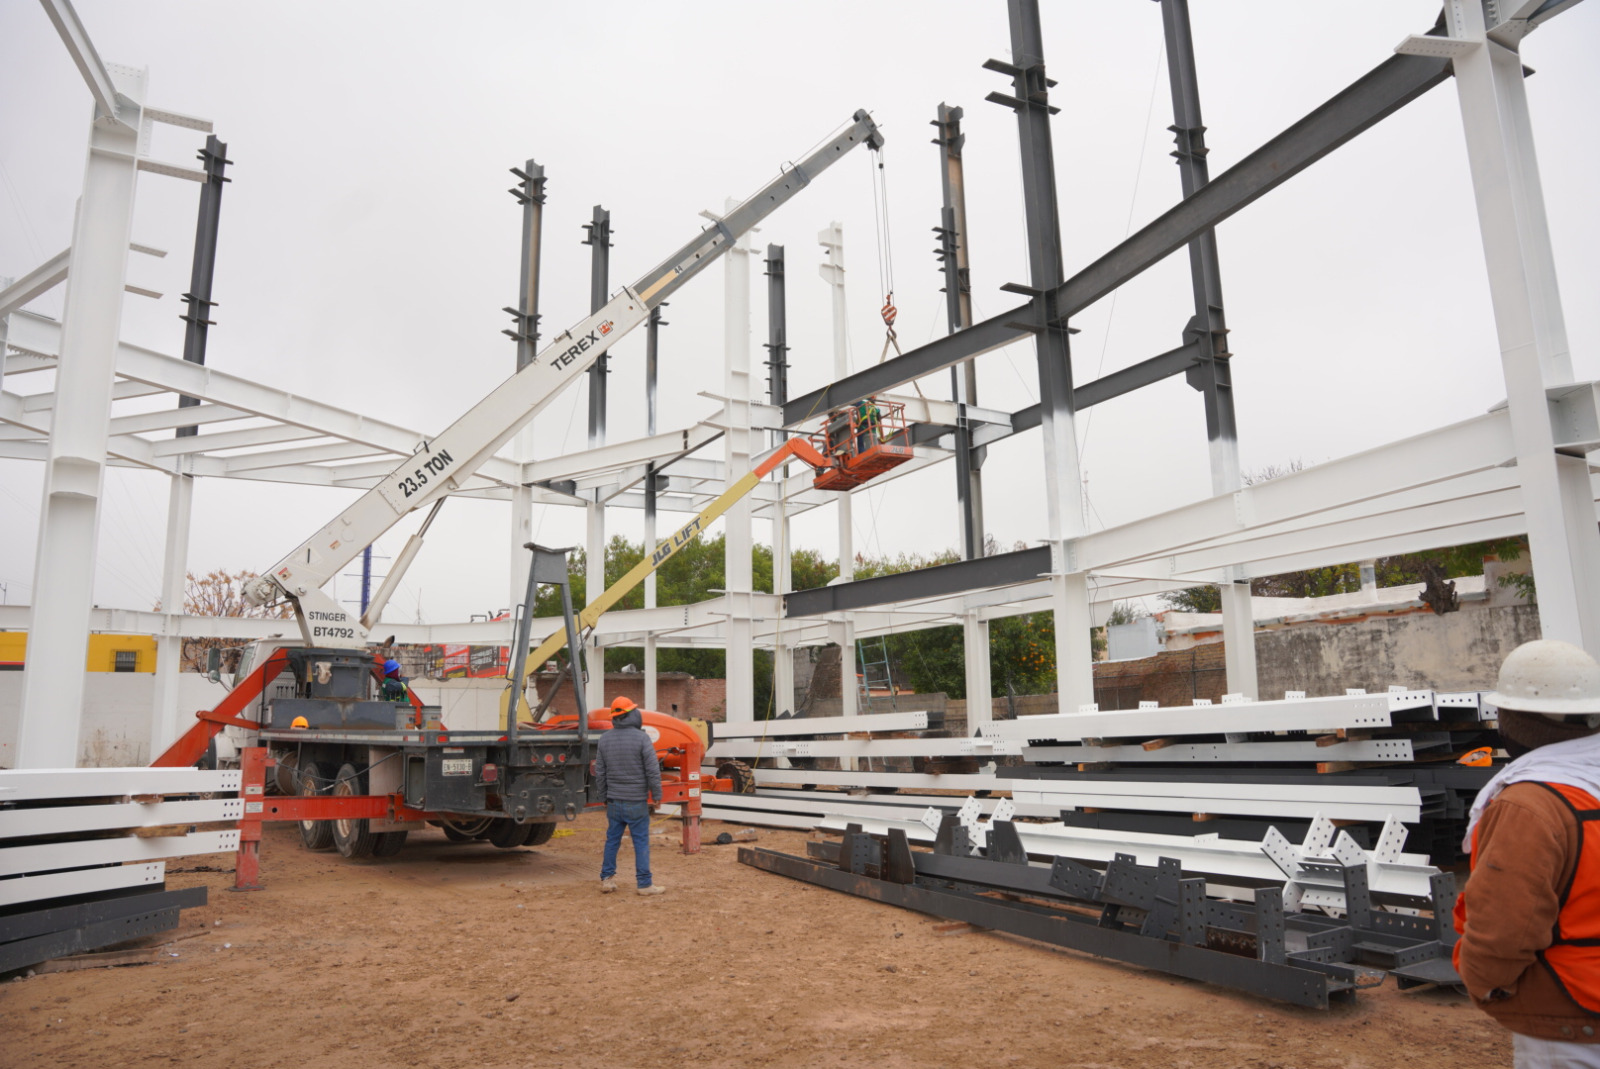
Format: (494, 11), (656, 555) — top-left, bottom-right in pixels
(1458, 746), (1494, 767)
(610, 696), (638, 714)
(290, 716), (310, 730)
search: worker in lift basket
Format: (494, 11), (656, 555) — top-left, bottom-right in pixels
(854, 396), (881, 456)
(595, 696), (665, 897)
(1455, 639), (1600, 1067)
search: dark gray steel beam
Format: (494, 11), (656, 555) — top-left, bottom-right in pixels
(933, 103), (986, 560)
(504, 159), (546, 372)
(582, 205), (612, 448)
(783, 308), (1030, 428)
(783, 51), (1451, 426)
(1050, 51), (1450, 320)
(1007, 339), (1204, 437)
(783, 545), (1051, 618)
(175, 134), (230, 437)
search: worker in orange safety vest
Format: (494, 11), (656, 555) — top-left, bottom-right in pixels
(1456, 639), (1600, 1067)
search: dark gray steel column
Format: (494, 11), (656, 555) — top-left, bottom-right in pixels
(933, 103), (985, 559)
(1161, 0), (1239, 494)
(175, 135), (230, 437)
(985, 0), (1081, 541)
(644, 304), (666, 535)
(763, 245), (788, 410)
(504, 160), (546, 371)
(582, 205), (611, 447)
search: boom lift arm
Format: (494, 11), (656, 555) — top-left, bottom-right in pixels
(504, 437), (834, 728)
(243, 111), (883, 640)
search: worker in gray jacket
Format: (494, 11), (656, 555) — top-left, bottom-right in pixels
(595, 696), (665, 896)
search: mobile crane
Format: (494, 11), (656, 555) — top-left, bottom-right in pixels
(152, 110), (888, 884)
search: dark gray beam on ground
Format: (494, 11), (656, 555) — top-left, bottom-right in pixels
(783, 546), (1051, 618)
(782, 51), (1452, 428)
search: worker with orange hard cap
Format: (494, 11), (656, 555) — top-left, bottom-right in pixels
(595, 696), (665, 897)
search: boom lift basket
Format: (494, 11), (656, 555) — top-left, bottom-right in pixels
(811, 399), (913, 491)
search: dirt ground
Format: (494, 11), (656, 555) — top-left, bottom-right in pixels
(0, 816), (1512, 1069)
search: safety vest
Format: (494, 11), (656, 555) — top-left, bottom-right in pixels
(1461, 782), (1600, 1014)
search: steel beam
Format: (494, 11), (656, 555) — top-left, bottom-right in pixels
(784, 546), (1050, 617)
(782, 52), (1452, 423)
(39, 0), (126, 125)
(0, 250), (69, 319)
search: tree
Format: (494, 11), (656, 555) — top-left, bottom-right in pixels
(157, 569), (292, 671)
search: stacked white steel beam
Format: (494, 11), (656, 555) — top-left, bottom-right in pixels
(0, 767), (242, 908)
(705, 690), (1490, 825)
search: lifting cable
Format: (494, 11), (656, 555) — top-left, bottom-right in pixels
(868, 143), (925, 399)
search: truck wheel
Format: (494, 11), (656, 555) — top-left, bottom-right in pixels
(524, 822), (557, 847)
(488, 819), (532, 849)
(332, 762), (377, 859)
(371, 831), (408, 858)
(296, 762), (334, 852)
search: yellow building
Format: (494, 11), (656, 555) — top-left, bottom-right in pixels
(0, 632), (158, 673)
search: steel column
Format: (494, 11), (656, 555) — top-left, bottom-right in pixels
(819, 224), (858, 734)
(933, 103), (985, 562)
(1160, 0), (1256, 698)
(150, 468), (193, 756)
(582, 205), (611, 711)
(963, 612), (992, 735)
(723, 200), (755, 723)
(17, 65), (144, 768)
(644, 305), (664, 712)
(765, 246), (794, 716)
(175, 134), (229, 437)
(507, 160), (545, 634)
(989, 0), (1093, 715)
(1441, 5), (1600, 655)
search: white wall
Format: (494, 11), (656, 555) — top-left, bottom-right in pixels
(0, 672), (220, 768)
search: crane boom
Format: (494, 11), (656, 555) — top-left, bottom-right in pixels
(245, 111), (882, 638)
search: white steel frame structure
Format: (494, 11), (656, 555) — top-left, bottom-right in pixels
(1, 1), (1596, 769)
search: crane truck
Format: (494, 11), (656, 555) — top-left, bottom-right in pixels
(152, 110), (897, 885)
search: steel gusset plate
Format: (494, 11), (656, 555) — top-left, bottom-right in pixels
(739, 847), (1344, 1009)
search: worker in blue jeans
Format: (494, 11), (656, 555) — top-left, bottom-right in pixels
(595, 696), (665, 896)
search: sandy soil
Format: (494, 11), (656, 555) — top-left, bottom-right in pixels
(0, 817), (1511, 1069)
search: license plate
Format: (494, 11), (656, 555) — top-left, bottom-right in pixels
(441, 758), (473, 776)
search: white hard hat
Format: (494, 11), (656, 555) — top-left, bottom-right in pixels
(1485, 639), (1600, 717)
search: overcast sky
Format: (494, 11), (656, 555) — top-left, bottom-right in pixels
(1, 2), (1596, 625)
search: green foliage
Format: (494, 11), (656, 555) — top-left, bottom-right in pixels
(1161, 586), (1222, 613)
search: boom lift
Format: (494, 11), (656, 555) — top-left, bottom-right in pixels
(152, 110), (885, 883)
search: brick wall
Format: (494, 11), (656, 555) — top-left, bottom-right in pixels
(531, 672), (727, 721)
